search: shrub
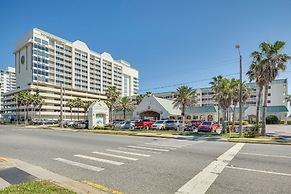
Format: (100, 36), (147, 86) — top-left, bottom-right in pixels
(287, 120), (291, 125)
(93, 126), (111, 130)
(244, 125), (260, 138)
(266, 115), (280, 124)
(279, 120), (286, 124)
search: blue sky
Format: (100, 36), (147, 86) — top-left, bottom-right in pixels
(1, 0), (291, 94)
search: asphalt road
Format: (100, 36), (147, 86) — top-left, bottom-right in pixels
(0, 125), (291, 194)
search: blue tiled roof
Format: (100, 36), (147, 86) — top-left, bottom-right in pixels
(185, 106), (216, 113)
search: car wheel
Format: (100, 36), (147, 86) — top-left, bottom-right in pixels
(161, 126), (164, 130)
(145, 125), (149, 130)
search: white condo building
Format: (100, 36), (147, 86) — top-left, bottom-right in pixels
(1, 28), (139, 120)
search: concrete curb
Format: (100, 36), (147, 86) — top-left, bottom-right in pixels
(0, 159), (107, 194)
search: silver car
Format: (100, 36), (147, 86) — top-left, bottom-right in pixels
(151, 120), (167, 130)
(165, 120), (183, 130)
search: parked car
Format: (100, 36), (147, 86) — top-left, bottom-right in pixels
(122, 120), (135, 130)
(165, 120), (183, 130)
(190, 120), (202, 128)
(151, 120), (167, 130)
(134, 119), (154, 129)
(73, 120), (88, 129)
(198, 121), (218, 132)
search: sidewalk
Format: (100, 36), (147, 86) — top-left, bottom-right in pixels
(0, 158), (106, 194)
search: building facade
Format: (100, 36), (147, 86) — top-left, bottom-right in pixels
(1, 28), (139, 121)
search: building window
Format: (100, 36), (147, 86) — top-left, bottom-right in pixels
(268, 93), (271, 96)
(269, 86), (271, 89)
(268, 100), (271, 103)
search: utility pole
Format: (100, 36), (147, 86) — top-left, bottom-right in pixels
(236, 45), (243, 138)
(60, 84), (64, 128)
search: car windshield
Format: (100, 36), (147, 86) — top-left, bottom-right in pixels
(155, 120), (165, 124)
(166, 120), (175, 123)
(202, 121), (211, 125)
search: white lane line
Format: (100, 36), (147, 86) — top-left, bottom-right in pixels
(226, 165), (291, 177)
(107, 149), (151, 157)
(119, 147), (161, 154)
(92, 151), (138, 161)
(240, 152), (291, 159)
(145, 143), (182, 148)
(176, 143), (245, 194)
(75, 154), (124, 165)
(54, 158), (104, 172)
(139, 144), (177, 150)
(128, 146), (169, 152)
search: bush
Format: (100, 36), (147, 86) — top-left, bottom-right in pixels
(287, 120), (291, 125)
(93, 126), (111, 130)
(242, 121), (249, 125)
(244, 125), (260, 138)
(266, 115), (280, 124)
(279, 120), (286, 124)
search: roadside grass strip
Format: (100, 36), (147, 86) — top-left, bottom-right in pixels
(106, 149), (151, 157)
(83, 180), (124, 194)
(92, 151), (139, 161)
(75, 154), (124, 165)
(54, 158), (104, 172)
(0, 180), (76, 194)
(176, 143), (245, 194)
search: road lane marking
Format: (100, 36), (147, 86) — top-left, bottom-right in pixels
(75, 154), (124, 165)
(128, 146), (169, 152)
(226, 165), (291, 177)
(139, 144), (177, 149)
(118, 147), (161, 154)
(83, 180), (124, 194)
(0, 157), (10, 162)
(176, 143), (245, 194)
(240, 152), (291, 159)
(145, 143), (182, 148)
(54, 158), (104, 172)
(107, 149), (151, 157)
(92, 151), (139, 161)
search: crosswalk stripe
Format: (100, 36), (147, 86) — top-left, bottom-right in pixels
(92, 151), (139, 161)
(75, 154), (124, 165)
(107, 149), (151, 157)
(128, 146), (169, 152)
(54, 158), (104, 172)
(139, 144), (177, 149)
(118, 147), (161, 154)
(144, 143), (183, 148)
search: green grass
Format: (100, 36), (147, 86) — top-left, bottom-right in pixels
(0, 181), (76, 194)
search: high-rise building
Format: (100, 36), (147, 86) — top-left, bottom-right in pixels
(1, 28), (139, 121)
(0, 67), (16, 114)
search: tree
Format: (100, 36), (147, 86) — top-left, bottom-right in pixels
(66, 99), (76, 121)
(230, 79), (240, 131)
(252, 41), (291, 135)
(115, 96), (135, 120)
(13, 93), (22, 124)
(135, 94), (145, 105)
(38, 98), (45, 119)
(285, 94), (291, 106)
(19, 91), (32, 124)
(210, 75), (223, 127)
(247, 52), (265, 125)
(104, 86), (120, 122)
(74, 98), (83, 120)
(172, 85), (197, 127)
(31, 94), (43, 120)
(82, 100), (94, 119)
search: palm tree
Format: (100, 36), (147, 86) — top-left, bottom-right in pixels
(285, 94), (291, 106)
(104, 86), (120, 122)
(38, 99), (45, 119)
(74, 98), (83, 120)
(82, 100), (94, 119)
(66, 99), (76, 121)
(210, 75), (223, 126)
(247, 52), (265, 125)
(135, 94), (145, 105)
(31, 94), (43, 121)
(230, 79), (240, 131)
(19, 91), (32, 124)
(13, 93), (22, 124)
(252, 41), (291, 135)
(172, 85), (197, 127)
(242, 84), (252, 105)
(115, 96), (135, 120)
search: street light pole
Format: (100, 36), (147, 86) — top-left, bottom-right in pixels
(60, 84), (64, 128)
(236, 45), (243, 138)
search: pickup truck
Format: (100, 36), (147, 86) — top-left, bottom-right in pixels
(134, 119), (154, 130)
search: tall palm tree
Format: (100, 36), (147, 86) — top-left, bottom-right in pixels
(66, 99), (76, 121)
(135, 94), (145, 105)
(230, 79), (240, 130)
(38, 99), (45, 119)
(253, 41), (291, 135)
(172, 85), (197, 126)
(210, 75), (223, 126)
(104, 86), (120, 122)
(285, 94), (291, 106)
(13, 93), (22, 124)
(19, 91), (32, 124)
(115, 96), (135, 120)
(247, 52), (265, 125)
(242, 84), (252, 105)
(74, 98), (83, 120)
(31, 94), (43, 120)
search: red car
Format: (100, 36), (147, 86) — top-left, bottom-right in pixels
(198, 121), (218, 132)
(190, 120), (202, 128)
